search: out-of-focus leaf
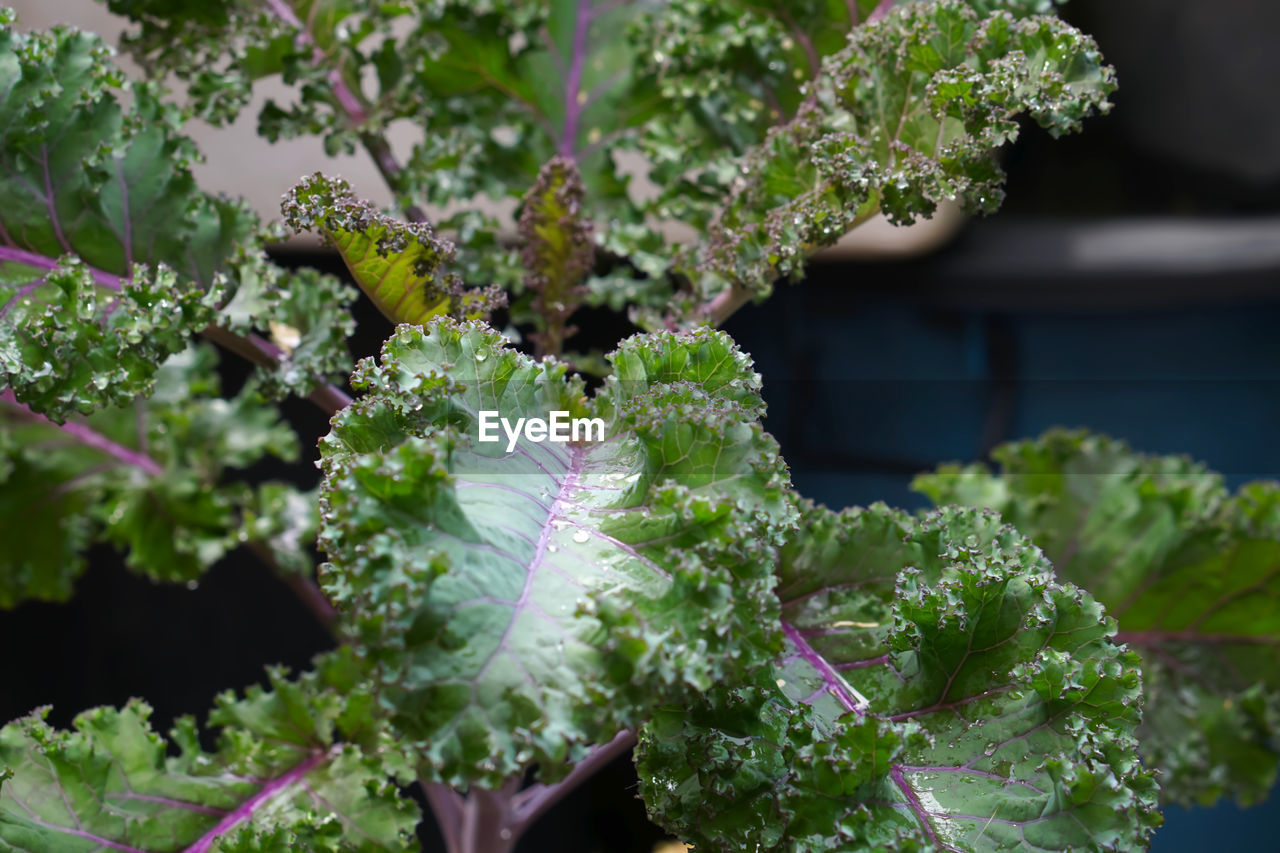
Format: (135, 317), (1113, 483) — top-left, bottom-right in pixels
(0, 12), (257, 420)
(215, 248), (357, 401)
(673, 0), (1115, 318)
(0, 343), (300, 604)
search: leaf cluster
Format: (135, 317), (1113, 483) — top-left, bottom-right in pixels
(102, 0), (1114, 333)
(6, 2), (1266, 852)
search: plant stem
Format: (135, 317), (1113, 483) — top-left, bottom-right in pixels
(244, 540), (338, 633)
(422, 783), (465, 853)
(559, 0), (593, 158)
(201, 324), (352, 415)
(777, 7), (820, 79)
(509, 730), (637, 831)
(459, 783), (520, 853)
(422, 730), (637, 853)
(1, 390), (163, 476)
(698, 205), (882, 328)
(704, 283), (756, 327)
(361, 132), (429, 224)
(265, 0), (430, 225)
(869, 0), (897, 22)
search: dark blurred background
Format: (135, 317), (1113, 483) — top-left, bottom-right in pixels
(4, 0), (1280, 849)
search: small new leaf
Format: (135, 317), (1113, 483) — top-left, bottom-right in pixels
(283, 174), (505, 326)
(518, 156), (594, 357)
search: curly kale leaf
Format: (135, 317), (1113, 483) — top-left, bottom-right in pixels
(0, 257), (225, 421)
(283, 174), (505, 326)
(105, 1), (1111, 329)
(317, 318), (796, 786)
(675, 0), (1115, 319)
(0, 16), (252, 286)
(637, 503), (1161, 852)
(213, 247), (358, 402)
(915, 429), (1280, 807)
(517, 156), (594, 356)
(0, 13), (259, 419)
(0, 343), (301, 607)
(0, 10), (357, 416)
(0, 651), (418, 852)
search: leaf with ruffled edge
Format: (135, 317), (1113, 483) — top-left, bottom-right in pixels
(214, 247), (358, 402)
(674, 0), (1115, 322)
(0, 11), (264, 421)
(317, 317), (796, 786)
(283, 174), (505, 327)
(0, 343), (299, 606)
(0, 650), (418, 852)
(637, 503), (1161, 851)
(915, 429), (1280, 807)
(517, 156), (593, 357)
(0, 10), (357, 417)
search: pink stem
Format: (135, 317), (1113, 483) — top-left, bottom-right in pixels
(2, 390), (162, 476)
(183, 750), (329, 853)
(559, 0), (592, 157)
(781, 621), (867, 715)
(263, 0), (428, 223)
(869, 0), (897, 22)
(510, 730), (637, 832)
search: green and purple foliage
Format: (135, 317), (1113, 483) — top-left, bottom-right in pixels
(0, 1), (1272, 851)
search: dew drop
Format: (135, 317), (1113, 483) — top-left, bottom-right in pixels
(474, 352), (487, 362)
(186, 580), (199, 591)
(572, 530), (590, 544)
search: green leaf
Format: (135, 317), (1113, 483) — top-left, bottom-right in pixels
(0, 259), (225, 422)
(0, 11), (257, 419)
(240, 483), (322, 577)
(0, 398), (101, 607)
(0, 18), (251, 284)
(915, 429), (1280, 807)
(282, 174), (505, 326)
(637, 502), (1161, 851)
(0, 652), (419, 852)
(0, 343), (300, 605)
(317, 318), (796, 786)
(215, 249), (358, 402)
(676, 0), (1116, 310)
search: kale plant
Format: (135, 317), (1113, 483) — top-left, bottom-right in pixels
(0, 1), (1274, 850)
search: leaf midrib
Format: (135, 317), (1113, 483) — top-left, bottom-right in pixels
(471, 443), (588, 684)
